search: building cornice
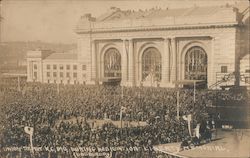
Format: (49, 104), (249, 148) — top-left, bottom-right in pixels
(75, 22), (241, 34)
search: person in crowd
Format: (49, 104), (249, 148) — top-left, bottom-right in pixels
(0, 79), (248, 158)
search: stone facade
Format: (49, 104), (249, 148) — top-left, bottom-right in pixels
(74, 5), (249, 88)
(27, 4), (249, 88)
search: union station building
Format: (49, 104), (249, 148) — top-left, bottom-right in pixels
(27, 4), (250, 88)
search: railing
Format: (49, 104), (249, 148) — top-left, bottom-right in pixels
(209, 72), (235, 89)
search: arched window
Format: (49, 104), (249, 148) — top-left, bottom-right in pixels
(142, 47), (162, 82)
(104, 48), (121, 78)
(185, 46), (207, 80)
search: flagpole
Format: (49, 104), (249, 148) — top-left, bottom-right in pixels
(57, 82), (59, 94)
(193, 81), (196, 103)
(121, 85), (123, 99)
(17, 76), (21, 92)
(120, 86), (124, 130)
(120, 108), (123, 129)
(30, 133), (34, 155)
(177, 90), (180, 120)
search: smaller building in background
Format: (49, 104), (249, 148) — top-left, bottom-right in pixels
(26, 50), (87, 84)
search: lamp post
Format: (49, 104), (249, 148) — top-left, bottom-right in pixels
(193, 81), (196, 103)
(0, 0), (2, 44)
(177, 88), (180, 121)
(17, 76), (21, 92)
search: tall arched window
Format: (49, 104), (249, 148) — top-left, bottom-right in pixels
(104, 48), (121, 78)
(142, 47), (162, 82)
(185, 46), (207, 80)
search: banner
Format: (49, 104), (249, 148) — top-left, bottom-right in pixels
(24, 126), (34, 154)
(182, 114), (192, 137)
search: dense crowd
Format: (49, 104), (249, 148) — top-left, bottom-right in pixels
(0, 80), (249, 157)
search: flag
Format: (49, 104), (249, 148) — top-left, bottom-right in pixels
(182, 114), (192, 137)
(120, 106), (127, 128)
(121, 106), (126, 113)
(24, 126), (34, 136)
(155, 116), (160, 119)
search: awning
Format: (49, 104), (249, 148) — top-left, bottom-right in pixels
(1, 73), (27, 78)
(101, 77), (121, 83)
(173, 80), (206, 86)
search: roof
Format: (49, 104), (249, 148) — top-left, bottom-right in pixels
(96, 5), (229, 22)
(76, 4), (246, 33)
(44, 53), (78, 61)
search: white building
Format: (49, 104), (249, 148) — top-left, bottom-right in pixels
(27, 4), (249, 88)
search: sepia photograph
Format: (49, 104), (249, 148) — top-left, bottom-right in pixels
(0, 0), (249, 157)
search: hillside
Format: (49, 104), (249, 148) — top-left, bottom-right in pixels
(0, 41), (76, 73)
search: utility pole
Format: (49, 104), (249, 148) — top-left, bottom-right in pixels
(0, 0), (2, 44)
(194, 81), (196, 103)
(17, 76), (21, 92)
(177, 89), (180, 120)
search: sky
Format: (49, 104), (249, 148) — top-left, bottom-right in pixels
(0, 0), (248, 44)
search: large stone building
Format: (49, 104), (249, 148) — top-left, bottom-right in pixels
(27, 4), (249, 88)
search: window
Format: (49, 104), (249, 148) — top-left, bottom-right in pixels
(60, 72), (63, 78)
(82, 65), (86, 70)
(185, 46), (207, 80)
(53, 72), (57, 77)
(66, 65), (70, 70)
(221, 66), (228, 73)
(73, 65), (77, 70)
(104, 48), (121, 78)
(142, 47), (162, 81)
(47, 65), (50, 70)
(34, 72), (37, 78)
(59, 65), (64, 70)
(34, 64), (37, 69)
(245, 77), (250, 83)
(47, 72), (50, 77)
(245, 69), (250, 73)
(66, 72), (70, 78)
(82, 74), (86, 78)
(73, 72), (77, 78)
(53, 65), (57, 70)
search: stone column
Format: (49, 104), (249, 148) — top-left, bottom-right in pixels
(121, 39), (128, 86)
(177, 41), (181, 81)
(127, 39), (134, 86)
(27, 60), (31, 82)
(209, 37), (215, 88)
(84, 35), (95, 85)
(30, 61), (34, 81)
(161, 38), (170, 86)
(91, 40), (96, 82)
(170, 37), (177, 83)
(39, 60), (43, 83)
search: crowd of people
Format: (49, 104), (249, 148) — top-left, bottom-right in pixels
(0, 80), (249, 158)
